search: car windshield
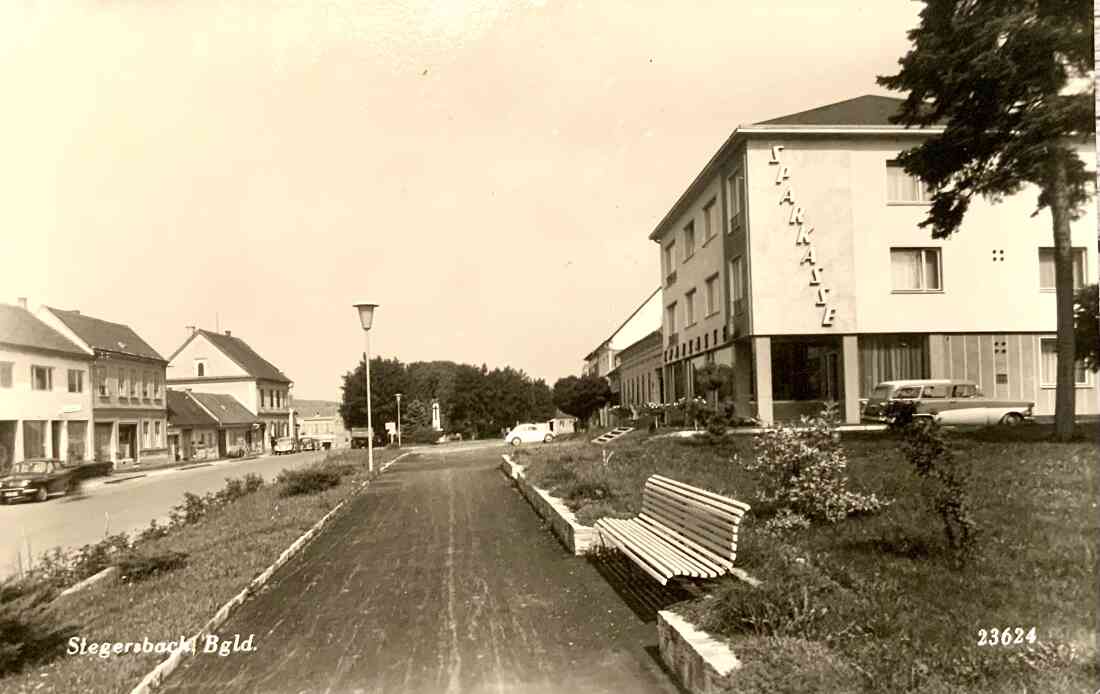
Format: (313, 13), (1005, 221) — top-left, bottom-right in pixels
(12, 461), (48, 474)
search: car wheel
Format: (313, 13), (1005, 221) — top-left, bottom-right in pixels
(510, 438), (521, 447)
(1000, 412), (1024, 426)
(35, 486), (48, 503)
(543, 434), (553, 443)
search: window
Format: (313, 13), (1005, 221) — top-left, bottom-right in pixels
(895, 386), (921, 399)
(31, 365), (52, 391)
(118, 369), (128, 397)
(1040, 338), (1089, 386)
(666, 302), (678, 333)
(130, 370), (138, 397)
(685, 289), (697, 326)
(886, 160), (930, 203)
(728, 171), (745, 228)
(921, 384), (949, 398)
(890, 248), (942, 292)
(663, 242), (676, 277)
(952, 383), (979, 398)
(96, 367), (107, 396)
(143, 421), (151, 448)
(730, 256), (746, 314)
(154, 372), (162, 398)
(1038, 248), (1086, 291)
(154, 421), (162, 447)
(196, 360), (206, 377)
(0, 362), (12, 388)
(683, 221), (695, 260)
(705, 274), (720, 315)
(703, 198), (718, 241)
(142, 373), (150, 398)
(67, 369), (84, 393)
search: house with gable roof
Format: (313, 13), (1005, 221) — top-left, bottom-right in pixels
(0, 300), (94, 471)
(165, 328), (292, 451)
(38, 305), (169, 467)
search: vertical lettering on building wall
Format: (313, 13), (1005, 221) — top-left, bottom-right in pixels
(769, 143), (836, 328)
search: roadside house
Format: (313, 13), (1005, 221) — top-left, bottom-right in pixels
(165, 389), (219, 462)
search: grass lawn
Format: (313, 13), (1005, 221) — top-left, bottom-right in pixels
(513, 424), (1099, 692)
(1, 447), (401, 694)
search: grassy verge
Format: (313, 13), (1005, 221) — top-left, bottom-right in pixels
(515, 424), (1098, 692)
(0, 447), (401, 694)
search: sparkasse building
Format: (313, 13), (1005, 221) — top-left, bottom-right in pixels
(651, 94), (1098, 424)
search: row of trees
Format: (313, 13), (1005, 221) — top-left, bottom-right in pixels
(339, 358), (557, 440)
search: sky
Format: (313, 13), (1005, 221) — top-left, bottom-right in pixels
(1, 0), (924, 401)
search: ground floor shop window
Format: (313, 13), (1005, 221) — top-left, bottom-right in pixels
(23, 420), (45, 459)
(1039, 338), (1090, 386)
(771, 338), (842, 402)
(858, 334), (930, 396)
(68, 421), (87, 461)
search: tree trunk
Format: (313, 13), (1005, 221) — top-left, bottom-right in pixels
(1047, 156), (1078, 441)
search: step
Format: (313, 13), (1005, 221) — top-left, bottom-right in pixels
(591, 426), (635, 445)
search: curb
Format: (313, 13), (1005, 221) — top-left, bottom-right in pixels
(128, 451), (412, 694)
(500, 455), (597, 555)
(56, 566), (118, 598)
(101, 473), (148, 486)
(657, 610), (742, 694)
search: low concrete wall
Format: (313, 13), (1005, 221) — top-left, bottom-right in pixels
(499, 455), (597, 555)
(657, 610), (742, 694)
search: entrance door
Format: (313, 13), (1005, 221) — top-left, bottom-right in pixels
(51, 422), (62, 460)
(118, 424), (137, 462)
(95, 423), (113, 462)
(217, 431), (227, 458)
(823, 352), (840, 402)
(0, 421), (14, 474)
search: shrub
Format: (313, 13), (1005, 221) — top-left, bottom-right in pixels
(116, 550), (189, 583)
(898, 420), (978, 565)
(743, 403), (890, 524)
(405, 427), (442, 444)
(0, 580), (78, 676)
(276, 467), (342, 497)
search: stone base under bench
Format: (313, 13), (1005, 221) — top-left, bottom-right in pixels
(500, 455), (597, 555)
(658, 609), (741, 694)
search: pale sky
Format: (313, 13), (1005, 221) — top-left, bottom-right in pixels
(2, 1), (923, 400)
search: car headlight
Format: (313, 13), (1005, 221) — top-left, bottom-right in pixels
(18, 480), (31, 487)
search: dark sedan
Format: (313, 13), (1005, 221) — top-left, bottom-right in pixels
(0, 459), (77, 504)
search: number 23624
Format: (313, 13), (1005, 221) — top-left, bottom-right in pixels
(978, 627), (1037, 646)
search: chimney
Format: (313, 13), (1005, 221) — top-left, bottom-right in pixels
(17, 297), (27, 310)
(224, 330), (232, 337)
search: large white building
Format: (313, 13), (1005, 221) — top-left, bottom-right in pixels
(0, 301), (95, 469)
(650, 94), (1099, 424)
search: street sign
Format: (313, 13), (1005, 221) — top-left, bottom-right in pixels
(351, 428), (372, 438)
(385, 422), (396, 435)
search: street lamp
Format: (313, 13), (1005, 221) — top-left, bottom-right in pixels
(353, 302), (378, 473)
(395, 393), (402, 448)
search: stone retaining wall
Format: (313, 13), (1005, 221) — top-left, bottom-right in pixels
(658, 610), (742, 694)
(499, 455), (597, 555)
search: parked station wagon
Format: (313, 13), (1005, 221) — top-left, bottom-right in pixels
(862, 379), (1034, 426)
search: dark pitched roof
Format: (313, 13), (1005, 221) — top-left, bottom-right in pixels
(0, 304), (90, 358)
(293, 399), (340, 418)
(47, 307), (165, 362)
(756, 94), (939, 127)
(188, 392), (259, 426)
(184, 330), (291, 383)
(166, 389), (219, 428)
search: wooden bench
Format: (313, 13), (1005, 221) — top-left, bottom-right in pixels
(594, 475), (750, 585)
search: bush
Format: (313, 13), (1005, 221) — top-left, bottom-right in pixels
(276, 467), (342, 497)
(0, 580), (78, 676)
(743, 403), (890, 526)
(405, 427), (442, 445)
(115, 550), (189, 584)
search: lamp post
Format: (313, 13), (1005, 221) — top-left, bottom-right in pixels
(395, 393), (402, 448)
(353, 302), (378, 473)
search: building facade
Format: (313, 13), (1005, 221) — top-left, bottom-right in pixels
(293, 399), (350, 449)
(38, 307), (169, 467)
(616, 329), (664, 410)
(165, 389), (220, 462)
(0, 302), (95, 471)
(651, 95), (1099, 424)
(166, 329), (293, 449)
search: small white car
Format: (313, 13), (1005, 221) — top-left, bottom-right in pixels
(505, 423), (554, 446)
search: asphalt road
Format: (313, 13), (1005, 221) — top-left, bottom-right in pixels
(0, 450), (328, 580)
(161, 447), (680, 694)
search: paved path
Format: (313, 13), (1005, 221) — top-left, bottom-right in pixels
(162, 447), (679, 694)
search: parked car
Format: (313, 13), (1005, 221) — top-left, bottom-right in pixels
(504, 423), (554, 446)
(0, 458), (80, 504)
(862, 379), (1034, 426)
(273, 437), (298, 455)
(298, 437), (317, 452)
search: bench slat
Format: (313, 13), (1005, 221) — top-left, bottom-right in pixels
(638, 512), (735, 569)
(598, 518), (714, 578)
(635, 514), (733, 574)
(646, 477), (748, 520)
(597, 519), (688, 578)
(595, 520), (676, 584)
(642, 494), (740, 554)
(649, 475), (752, 512)
(615, 517), (724, 579)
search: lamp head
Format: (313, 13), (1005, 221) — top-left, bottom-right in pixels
(353, 302), (379, 331)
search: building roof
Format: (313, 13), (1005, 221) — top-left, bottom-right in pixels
(171, 329), (291, 383)
(617, 329), (663, 363)
(46, 307), (165, 362)
(188, 392), (260, 426)
(551, 410), (577, 420)
(584, 288), (662, 360)
(0, 304), (91, 359)
(756, 94), (917, 127)
(293, 399), (340, 419)
(166, 389), (219, 428)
